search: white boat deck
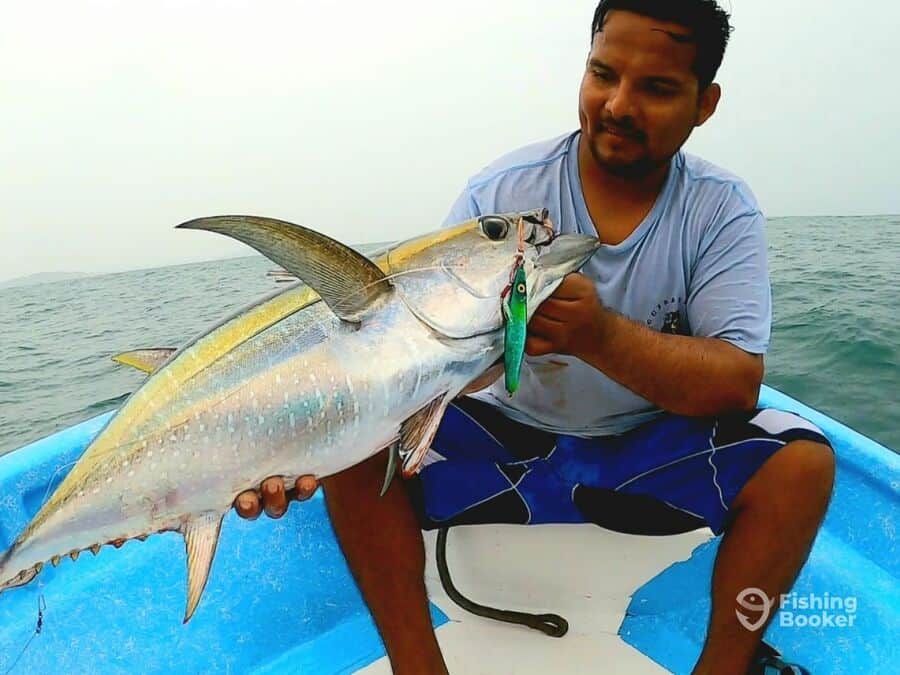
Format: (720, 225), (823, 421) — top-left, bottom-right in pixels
(361, 524), (713, 674)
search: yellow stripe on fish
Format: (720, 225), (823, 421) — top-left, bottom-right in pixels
(30, 220), (484, 523)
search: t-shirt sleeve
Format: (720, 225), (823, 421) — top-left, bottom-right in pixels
(442, 185), (481, 227)
(686, 209), (772, 354)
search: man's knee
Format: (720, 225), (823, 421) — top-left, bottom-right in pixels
(736, 440), (835, 512)
(783, 440), (836, 500)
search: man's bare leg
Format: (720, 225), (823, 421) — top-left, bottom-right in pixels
(693, 440), (835, 675)
(323, 450), (449, 675)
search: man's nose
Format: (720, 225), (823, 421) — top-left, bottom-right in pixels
(605, 82), (638, 120)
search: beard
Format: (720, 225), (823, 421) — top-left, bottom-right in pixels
(586, 131), (670, 180)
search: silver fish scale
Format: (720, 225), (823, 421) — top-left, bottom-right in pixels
(9, 294), (498, 572)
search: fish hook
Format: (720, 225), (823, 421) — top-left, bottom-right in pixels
(500, 217), (528, 301)
(2, 594), (46, 674)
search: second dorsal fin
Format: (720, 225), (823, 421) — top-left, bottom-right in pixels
(111, 348), (177, 374)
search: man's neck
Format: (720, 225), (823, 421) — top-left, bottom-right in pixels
(577, 135), (672, 245)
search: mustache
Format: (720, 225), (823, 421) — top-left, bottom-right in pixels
(596, 116), (646, 142)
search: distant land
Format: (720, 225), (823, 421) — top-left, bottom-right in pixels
(0, 241), (397, 289)
(0, 271), (91, 289)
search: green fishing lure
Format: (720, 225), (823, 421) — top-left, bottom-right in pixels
(503, 263), (528, 395)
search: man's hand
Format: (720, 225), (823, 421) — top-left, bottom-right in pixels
(233, 475), (319, 520)
(529, 273), (763, 417)
(526, 273), (607, 360)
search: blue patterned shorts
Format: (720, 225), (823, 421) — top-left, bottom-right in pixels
(409, 398), (830, 535)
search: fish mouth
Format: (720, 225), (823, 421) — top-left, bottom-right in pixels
(534, 233), (601, 273)
(525, 233), (600, 310)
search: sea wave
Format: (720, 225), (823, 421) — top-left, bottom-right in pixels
(1, 220), (897, 456)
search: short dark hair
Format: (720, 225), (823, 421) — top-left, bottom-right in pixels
(591, 0), (733, 89)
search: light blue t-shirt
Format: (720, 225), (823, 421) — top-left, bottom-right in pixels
(445, 131), (771, 436)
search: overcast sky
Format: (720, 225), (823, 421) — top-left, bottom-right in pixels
(1, 0), (898, 282)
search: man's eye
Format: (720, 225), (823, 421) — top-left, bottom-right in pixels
(647, 83), (678, 97)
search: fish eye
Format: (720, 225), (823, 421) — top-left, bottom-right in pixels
(516, 283), (526, 294)
(479, 216), (509, 241)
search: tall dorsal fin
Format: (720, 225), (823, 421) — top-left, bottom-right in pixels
(177, 216), (391, 323)
(111, 348), (177, 374)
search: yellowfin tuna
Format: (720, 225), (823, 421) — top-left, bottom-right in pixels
(0, 210), (599, 621)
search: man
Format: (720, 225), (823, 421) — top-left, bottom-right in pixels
(235, 2), (835, 673)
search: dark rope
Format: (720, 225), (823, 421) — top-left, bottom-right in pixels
(435, 527), (568, 638)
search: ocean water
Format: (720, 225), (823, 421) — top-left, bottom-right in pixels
(0, 216), (897, 456)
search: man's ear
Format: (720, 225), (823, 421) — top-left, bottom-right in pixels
(696, 83), (721, 127)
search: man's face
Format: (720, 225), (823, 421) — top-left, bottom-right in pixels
(579, 10), (719, 178)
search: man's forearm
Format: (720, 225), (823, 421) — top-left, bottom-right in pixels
(578, 310), (763, 417)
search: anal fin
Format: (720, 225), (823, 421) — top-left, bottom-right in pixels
(380, 442), (401, 497)
(181, 511), (224, 623)
(399, 394), (451, 478)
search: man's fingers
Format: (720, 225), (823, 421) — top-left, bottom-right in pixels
(528, 314), (566, 337)
(234, 490), (262, 520)
(525, 335), (555, 356)
(262, 476), (288, 519)
(295, 475), (319, 501)
(527, 316), (564, 355)
(548, 273), (592, 299)
(533, 299), (574, 322)
(235, 475), (316, 520)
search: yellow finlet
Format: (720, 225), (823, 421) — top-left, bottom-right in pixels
(111, 348), (178, 374)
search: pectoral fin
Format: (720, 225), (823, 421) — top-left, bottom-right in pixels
(177, 216), (392, 322)
(459, 362), (504, 397)
(398, 394), (451, 478)
(181, 511), (224, 623)
(111, 348), (177, 374)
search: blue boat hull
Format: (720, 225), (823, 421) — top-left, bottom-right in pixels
(620, 387), (900, 673)
(0, 413), (447, 673)
(0, 386), (896, 673)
